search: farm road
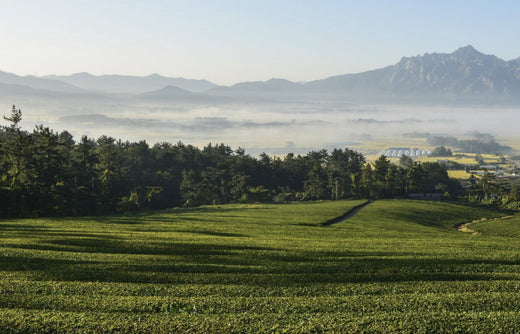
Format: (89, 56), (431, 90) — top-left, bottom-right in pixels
(321, 200), (373, 227)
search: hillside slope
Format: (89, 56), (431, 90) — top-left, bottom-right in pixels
(2, 200), (519, 332)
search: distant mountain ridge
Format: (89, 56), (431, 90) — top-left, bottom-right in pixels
(204, 45), (520, 101)
(304, 45), (520, 98)
(0, 70), (88, 94)
(2, 46), (520, 103)
(44, 73), (218, 94)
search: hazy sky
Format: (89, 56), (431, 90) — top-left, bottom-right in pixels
(1, 0), (520, 85)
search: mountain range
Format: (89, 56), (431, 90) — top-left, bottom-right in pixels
(44, 73), (217, 94)
(2, 46), (520, 103)
(305, 45), (520, 98)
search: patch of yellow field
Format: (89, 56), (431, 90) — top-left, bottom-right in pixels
(365, 155), (401, 163)
(447, 170), (474, 179)
(416, 156), (478, 165)
(360, 137), (432, 152)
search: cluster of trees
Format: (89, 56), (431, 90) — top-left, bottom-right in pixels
(1, 106), (461, 218)
(467, 172), (520, 209)
(430, 146), (453, 157)
(427, 135), (511, 154)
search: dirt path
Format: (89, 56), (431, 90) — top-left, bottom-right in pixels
(457, 215), (516, 235)
(321, 200), (373, 227)
(456, 219), (482, 235)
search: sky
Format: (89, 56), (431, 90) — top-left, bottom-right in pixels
(1, 0), (520, 85)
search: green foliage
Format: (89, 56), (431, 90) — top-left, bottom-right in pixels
(430, 146), (453, 157)
(466, 171), (517, 207)
(428, 133), (511, 154)
(1, 200), (518, 332)
(428, 135), (512, 154)
(118, 186), (163, 211)
(399, 154), (413, 168)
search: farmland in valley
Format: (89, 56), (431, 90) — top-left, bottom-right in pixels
(2, 200), (520, 332)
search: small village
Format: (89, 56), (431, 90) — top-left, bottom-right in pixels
(379, 147), (520, 180)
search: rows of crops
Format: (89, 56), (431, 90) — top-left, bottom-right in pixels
(1, 200), (520, 332)
(472, 214), (520, 238)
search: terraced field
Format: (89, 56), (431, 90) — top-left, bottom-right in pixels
(1, 200), (520, 332)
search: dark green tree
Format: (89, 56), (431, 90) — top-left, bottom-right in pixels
(399, 155), (413, 168)
(374, 155), (391, 197)
(71, 136), (99, 215)
(2, 105), (26, 189)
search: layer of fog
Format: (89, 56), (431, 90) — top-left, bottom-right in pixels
(3, 99), (520, 156)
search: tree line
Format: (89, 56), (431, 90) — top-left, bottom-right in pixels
(427, 135), (511, 154)
(466, 172), (520, 210)
(1, 106), (461, 218)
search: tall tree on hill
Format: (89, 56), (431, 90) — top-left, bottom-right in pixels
(1, 106), (34, 215)
(385, 164), (405, 197)
(95, 136), (128, 212)
(360, 163), (375, 198)
(345, 149), (366, 198)
(476, 171), (499, 203)
(374, 155), (391, 198)
(2, 105), (25, 189)
(150, 142), (184, 208)
(278, 153), (306, 193)
(420, 162), (458, 194)
(327, 148), (364, 199)
(304, 150), (329, 199)
(30, 125), (71, 215)
(399, 155), (413, 168)
(406, 162), (425, 193)
(72, 136), (99, 215)
(228, 148), (257, 201)
(256, 152), (274, 189)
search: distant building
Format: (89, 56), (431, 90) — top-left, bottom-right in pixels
(380, 147), (432, 158)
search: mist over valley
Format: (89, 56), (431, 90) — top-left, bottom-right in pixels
(2, 46), (520, 155)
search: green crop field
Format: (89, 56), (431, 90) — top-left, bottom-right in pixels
(2, 200), (520, 333)
(472, 215), (520, 238)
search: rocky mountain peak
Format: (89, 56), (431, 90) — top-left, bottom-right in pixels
(452, 45), (482, 57)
